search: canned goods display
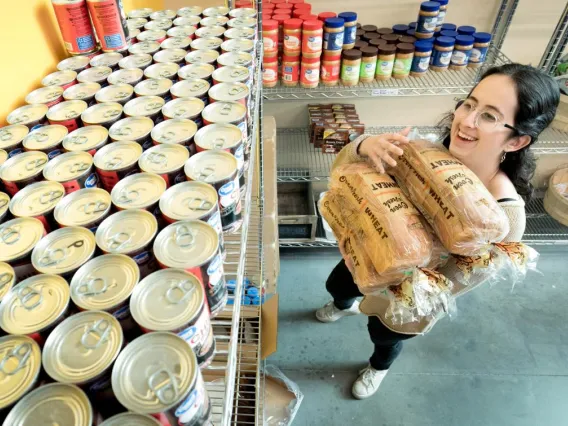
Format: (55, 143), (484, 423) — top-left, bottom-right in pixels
(194, 25), (226, 39)
(230, 8), (258, 19)
(119, 53), (153, 70)
(174, 16), (201, 28)
(42, 70), (78, 90)
(111, 172), (166, 211)
(154, 220), (227, 316)
(128, 8), (153, 19)
(170, 79), (210, 104)
(63, 125), (109, 155)
(0, 274), (69, 343)
(102, 413), (162, 426)
(0, 151), (48, 196)
(25, 86), (64, 108)
(63, 82), (101, 106)
(221, 38), (255, 55)
(128, 40), (161, 56)
(0, 262), (15, 301)
(137, 29), (167, 43)
(9, 180), (65, 232)
(22, 124), (68, 159)
(212, 65), (251, 88)
(86, 0), (130, 53)
(203, 6), (230, 17)
(178, 63), (214, 83)
(217, 51), (253, 69)
(185, 49), (219, 65)
(167, 26), (196, 39)
(224, 27), (255, 41)
(3, 383), (93, 426)
(6, 104), (48, 130)
(108, 68), (144, 86)
(202, 100), (247, 142)
(177, 6), (203, 18)
(200, 16), (229, 28)
(127, 17), (148, 30)
(81, 102), (124, 128)
(77, 66), (113, 86)
(154, 48), (187, 66)
(144, 62), (180, 80)
(95, 84), (134, 105)
(43, 151), (99, 194)
(209, 81), (249, 105)
(93, 140), (143, 191)
(161, 36), (192, 50)
(139, 144), (189, 187)
(123, 96), (165, 124)
(162, 98), (204, 126)
(134, 78), (173, 99)
(57, 56), (91, 73)
(90, 52), (123, 69)
(47, 100), (88, 131)
(145, 19), (173, 31)
(0, 124), (29, 157)
(151, 118), (197, 152)
(0, 192), (9, 222)
(191, 36), (223, 51)
(150, 9), (177, 20)
(54, 187), (111, 231)
(51, 0), (97, 56)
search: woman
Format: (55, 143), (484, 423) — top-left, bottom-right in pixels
(315, 64), (560, 400)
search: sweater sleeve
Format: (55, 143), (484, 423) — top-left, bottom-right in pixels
(330, 133), (371, 172)
(499, 201), (527, 243)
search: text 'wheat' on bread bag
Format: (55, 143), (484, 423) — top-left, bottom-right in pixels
(331, 162), (433, 275)
(389, 140), (510, 256)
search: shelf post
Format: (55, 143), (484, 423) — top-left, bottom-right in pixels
(538, 2), (568, 75)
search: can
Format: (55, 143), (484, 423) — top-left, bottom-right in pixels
(230, 8), (258, 19)
(95, 84), (134, 105)
(144, 62), (180, 81)
(86, 0), (130, 53)
(145, 19), (173, 31)
(0, 274), (70, 344)
(43, 151), (99, 194)
(177, 6), (203, 18)
(154, 49), (187, 66)
(194, 26), (225, 39)
(119, 53), (153, 70)
(77, 65), (113, 87)
(203, 6), (229, 17)
(161, 36), (192, 50)
(54, 187), (111, 231)
(137, 29), (167, 43)
(0, 217), (46, 281)
(0, 192), (10, 223)
(42, 70), (78, 90)
(111, 332), (212, 425)
(170, 79), (210, 104)
(123, 96), (165, 124)
(128, 8), (153, 19)
(0, 150), (6, 167)
(51, 0), (97, 55)
(150, 10), (177, 20)
(127, 17), (148, 30)
(174, 16), (201, 28)
(131, 269), (215, 367)
(178, 63), (214, 83)
(208, 81), (249, 106)
(22, 124), (68, 159)
(184, 150), (242, 233)
(134, 78), (173, 99)
(0, 335), (41, 416)
(151, 118), (197, 153)
(0, 124), (29, 158)
(81, 102), (124, 128)
(102, 413), (162, 426)
(0, 151), (48, 196)
(111, 172), (166, 212)
(221, 38), (255, 55)
(190, 36), (223, 51)
(217, 51), (253, 71)
(6, 104), (49, 130)
(223, 27), (255, 41)
(128, 27), (140, 43)
(63, 125), (108, 155)
(200, 16), (229, 28)
(162, 98), (204, 127)
(90, 52), (123, 70)
(227, 17), (257, 30)
(166, 26), (196, 39)
(108, 117), (154, 150)
(47, 100), (88, 131)
(63, 82), (101, 106)
(25, 86), (64, 108)
(185, 49), (219, 65)
(139, 144), (189, 187)
(154, 220), (227, 316)
(0, 262), (15, 302)
(57, 56), (91, 73)
(202, 100), (247, 142)
(128, 40), (161, 55)
(159, 181), (225, 259)
(95, 209), (158, 277)
(9, 180), (65, 232)
(94, 141), (142, 191)
(108, 68), (144, 85)
(212, 65), (251, 89)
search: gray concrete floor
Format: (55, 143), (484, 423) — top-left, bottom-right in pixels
(269, 247), (568, 426)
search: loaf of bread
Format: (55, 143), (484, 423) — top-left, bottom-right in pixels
(388, 140), (510, 256)
(319, 191), (347, 241)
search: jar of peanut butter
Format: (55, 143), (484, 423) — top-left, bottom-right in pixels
(359, 46), (378, 83)
(468, 32), (491, 68)
(393, 43), (415, 79)
(338, 12), (357, 50)
(415, 1), (440, 39)
(410, 40), (433, 77)
(433, 0), (448, 32)
(341, 49), (362, 86)
(300, 56), (320, 88)
(450, 35), (474, 71)
(282, 55), (300, 86)
(430, 36), (454, 72)
(302, 20), (323, 58)
(375, 44), (396, 80)
(323, 18), (345, 52)
(321, 51), (341, 86)
(283, 19), (303, 56)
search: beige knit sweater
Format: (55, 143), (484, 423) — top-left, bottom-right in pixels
(332, 137), (527, 335)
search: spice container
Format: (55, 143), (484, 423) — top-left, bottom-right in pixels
(410, 40), (433, 77)
(338, 12), (357, 50)
(392, 24), (409, 35)
(323, 18), (345, 52)
(381, 34), (400, 45)
(450, 35), (474, 70)
(318, 12), (336, 22)
(434, 0), (448, 31)
(263, 20), (279, 54)
(359, 47), (378, 83)
(430, 36), (455, 72)
(457, 25), (476, 36)
(321, 51), (341, 86)
(300, 56), (320, 88)
(340, 49), (362, 86)
(282, 55), (300, 87)
(284, 19), (303, 56)
(375, 44), (396, 80)
(393, 43), (415, 79)
(263, 54), (279, 87)
(302, 20), (323, 57)
(415, 1), (440, 39)
(468, 32), (492, 68)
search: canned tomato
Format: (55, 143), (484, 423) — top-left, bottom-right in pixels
(0, 273), (69, 344)
(57, 55), (91, 73)
(127, 17), (148, 30)
(94, 140), (142, 190)
(139, 144), (189, 187)
(185, 49), (219, 65)
(109, 116), (154, 149)
(128, 40), (161, 55)
(77, 66), (113, 87)
(111, 172), (166, 212)
(209, 81), (249, 106)
(137, 29), (167, 43)
(81, 102), (124, 128)
(96, 84), (134, 105)
(0, 262), (15, 301)
(6, 104), (48, 130)
(54, 187), (111, 231)
(167, 26), (196, 39)
(150, 9), (177, 20)
(203, 6), (229, 17)
(22, 124), (68, 159)
(212, 65), (251, 89)
(194, 26), (225, 39)
(47, 100), (88, 131)
(63, 82), (101, 106)
(154, 220), (227, 316)
(162, 98), (204, 126)
(102, 413), (162, 426)
(108, 68), (144, 85)
(151, 118), (197, 153)
(119, 53), (153, 70)
(0, 335), (41, 416)
(0, 151), (48, 196)
(9, 180), (65, 232)
(86, 0), (130, 53)
(200, 16), (229, 28)
(123, 96), (165, 124)
(51, 0), (97, 55)
(25, 86), (64, 108)
(230, 8), (258, 19)
(0, 124), (29, 158)
(0, 217), (46, 281)
(184, 150), (242, 233)
(131, 269), (215, 367)
(178, 63), (214, 83)
(224, 27), (255, 41)
(63, 125), (108, 155)
(177, 6), (203, 18)
(134, 78), (173, 99)
(171, 79), (210, 104)
(43, 151), (99, 194)
(95, 209), (158, 277)
(112, 332), (212, 425)
(161, 36), (192, 50)
(91, 52), (123, 69)
(128, 8), (153, 19)
(42, 310), (124, 419)
(191, 36), (223, 51)
(42, 70), (78, 90)
(221, 38), (255, 55)
(145, 19), (173, 31)
(144, 62), (180, 80)
(154, 49), (187, 66)
(202, 100), (247, 141)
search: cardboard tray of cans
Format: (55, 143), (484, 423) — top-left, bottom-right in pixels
(308, 103), (366, 153)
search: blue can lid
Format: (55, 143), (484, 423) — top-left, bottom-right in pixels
(392, 24), (409, 34)
(457, 25), (476, 36)
(325, 17), (345, 28)
(338, 12), (357, 22)
(420, 1), (441, 12)
(433, 0), (449, 5)
(407, 29), (416, 36)
(414, 40), (434, 52)
(440, 30), (458, 38)
(456, 35), (475, 45)
(435, 36), (455, 47)
(409, 22), (417, 29)
(473, 32), (492, 43)
(441, 23), (456, 31)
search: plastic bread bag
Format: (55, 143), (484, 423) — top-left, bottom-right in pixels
(492, 242), (540, 289)
(318, 190), (347, 242)
(387, 140), (510, 256)
(264, 365), (304, 426)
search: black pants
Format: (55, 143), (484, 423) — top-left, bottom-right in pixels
(326, 259), (416, 370)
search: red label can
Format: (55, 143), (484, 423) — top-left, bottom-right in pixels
(52, 0), (97, 55)
(86, 0), (130, 52)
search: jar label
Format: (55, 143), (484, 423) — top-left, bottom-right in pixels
(284, 34), (300, 49)
(417, 15), (437, 33)
(343, 26), (356, 45)
(321, 63), (340, 81)
(341, 64), (360, 81)
(360, 61), (377, 79)
(263, 36), (276, 51)
(263, 68), (277, 83)
(306, 35), (322, 52)
(451, 50), (470, 66)
(436, 10), (446, 27)
(411, 56), (431, 73)
(469, 46), (488, 63)
(282, 64), (299, 81)
(323, 30), (345, 51)
(432, 50), (452, 67)
(375, 59), (394, 76)
(303, 68), (320, 83)
(393, 57), (412, 75)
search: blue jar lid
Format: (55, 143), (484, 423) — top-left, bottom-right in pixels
(433, 0), (449, 5)
(435, 36), (455, 47)
(420, 1), (440, 12)
(457, 25), (476, 36)
(414, 40), (434, 52)
(338, 12), (357, 22)
(440, 30), (458, 38)
(247, 286), (259, 297)
(325, 17), (345, 28)
(473, 32), (492, 43)
(441, 23), (457, 31)
(407, 29), (416, 36)
(392, 24), (409, 34)
(456, 35), (475, 45)
(409, 22), (417, 29)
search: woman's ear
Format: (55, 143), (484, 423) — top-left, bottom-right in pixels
(506, 134), (531, 153)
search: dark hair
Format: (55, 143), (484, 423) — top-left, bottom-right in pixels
(440, 63), (560, 202)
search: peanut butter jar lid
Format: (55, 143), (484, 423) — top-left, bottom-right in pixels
(399, 35), (417, 44)
(354, 40), (368, 49)
(377, 27), (393, 35)
(361, 46), (379, 57)
(362, 25), (378, 32)
(378, 44), (397, 54)
(381, 34), (400, 44)
(370, 38), (387, 47)
(356, 29), (365, 37)
(396, 43), (415, 54)
(342, 49), (362, 60)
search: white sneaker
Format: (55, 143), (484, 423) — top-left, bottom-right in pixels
(315, 300), (360, 323)
(352, 365), (388, 400)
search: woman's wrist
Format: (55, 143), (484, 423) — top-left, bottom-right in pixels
(355, 135), (371, 155)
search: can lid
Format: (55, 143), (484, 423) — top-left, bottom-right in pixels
(217, 51), (253, 67)
(25, 86), (64, 105)
(0, 274), (69, 334)
(440, 30), (458, 38)
(0, 335), (41, 409)
(128, 8), (153, 19)
(153, 220), (219, 268)
(144, 62), (180, 79)
(43, 150), (94, 183)
(170, 78), (210, 98)
(190, 36), (224, 50)
(420, 1), (440, 11)
(473, 32), (492, 43)
(9, 180), (65, 218)
(263, 19), (278, 30)
(455, 34), (475, 45)
(134, 78), (173, 97)
(63, 125), (108, 153)
(127, 17), (148, 29)
(43, 311), (123, 384)
(111, 332), (197, 413)
(195, 123), (242, 151)
(435, 36), (456, 47)
(90, 52), (124, 69)
(399, 35), (417, 44)
(0, 124), (29, 148)
(177, 5), (203, 16)
(54, 187), (111, 228)
(6, 104), (48, 126)
(159, 181), (218, 221)
(0, 218), (43, 262)
(151, 118), (198, 145)
(200, 16), (229, 26)
(303, 20), (323, 31)
(324, 17), (344, 28)
(0, 151), (48, 184)
(77, 67), (112, 84)
(100, 413), (162, 426)
(338, 12), (357, 22)
(318, 12), (336, 20)
(144, 19), (173, 31)
(95, 85), (134, 103)
(123, 95), (166, 118)
(94, 140), (143, 171)
(109, 69), (144, 87)
(63, 82), (101, 101)
(111, 172), (167, 210)
(209, 82), (249, 103)
(185, 49), (220, 65)
(178, 63), (215, 80)
(195, 25), (226, 38)
(42, 70), (77, 87)
(173, 15), (201, 26)
(130, 28), (140, 39)
(166, 26), (196, 38)
(342, 49), (362, 60)
(128, 40), (161, 55)
(47, 100), (88, 121)
(81, 102), (123, 125)
(378, 44), (397, 54)
(139, 143), (189, 174)
(161, 36), (192, 50)
(441, 23), (457, 32)
(154, 48), (187, 64)
(360, 46), (379, 57)
(202, 101), (247, 124)
(162, 97), (205, 120)
(22, 124), (67, 151)
(457, 25), (476, 36)
(0, 261), (14, 301)
(381, 33), (400, 44)
(119, 53), (153, 70)
(96, 209), (158, 254)
(228, 17), (257, 29)
(150, 9), (177, 20)
(137, 29), (167, 43)
(220, 38), (255, 53)
(184, 149), (238, 183)
(414, 39), (434, 52)
(57, 56), (91, 72)
(212, 65), (250, 84)
(230, 7), (257, 18)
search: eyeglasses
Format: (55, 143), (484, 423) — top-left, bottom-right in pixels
(455, 99), (520, 135)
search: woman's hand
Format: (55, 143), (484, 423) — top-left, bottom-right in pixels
(358, 127), (411, 173)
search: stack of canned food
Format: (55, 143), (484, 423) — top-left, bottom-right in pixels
(0, 4), (259, 426)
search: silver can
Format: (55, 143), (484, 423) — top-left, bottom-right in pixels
(200, 16), (229, 28)
(154, 48), (187, 66)
(93, 140), (143, 191)
(119, 53), (153, 70)
(129, 27), (141, 41)
(123, 96), (165, 124)
(145, 19), (173, 31)
(134, 78), (173, 99)
(9, 180), (65, 233)
(194, 25), (225, 39)
(6, 104), (48, 130)
(227, 17), (258, 30)
(0, 124), (30, 158)
(177, 6), (203, 18)
(150, 9), (177, 20)
(47, 100), (88, 132)
(0, 151), (48, 196)
(190, 36), (223, 51)
(63, 125), (109, 155)
(101, 413), (162, 426)
(128, 40), (161, 56)
(54, 187), (112, 231)
(127, 17), (148, 30)
(0, 192), (9, 223)
(42, 70), (78, 90)
(111, 172), (166, 212)
(81, 102), (124, 129)
(221, 37), (255, 55)
(202, 100), (247, 142)
(174, 14), (200, 26)
(128, 8), (153, 19)
(161, 36), (192, 50)
(0, 150), (6, 167)
(90, 52), (124, 70)
(212, 64), (251, 89)
(0, 262), (15, 302)
(224, 27), (255, 41)
(43, 151), (99, 194)
(63, 82), (101, 106)
(167, 26), (196, 39)
(178, 63), (214, 83)
(144, 62), (180, 80)
(108, 68), (144, 86)
(151, 118), (197, 153)
(208, 81), (249, 105)
(203, 6), (230, 17)
(137, 29), (167, 44)
(229, 8), (258, 19)
(22, 124), (68, 159)
(57, 56), (91, 73)
(185, 49), (219, 65)
(162, 98), (204, 127)
(217, 51), (253, 74)
(139, 143), (189, 188)
(171, 79), (210, 105)
(25, 86), (64, 108)
(77, 66), (113, 87)
(96, 84), (134, 105)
